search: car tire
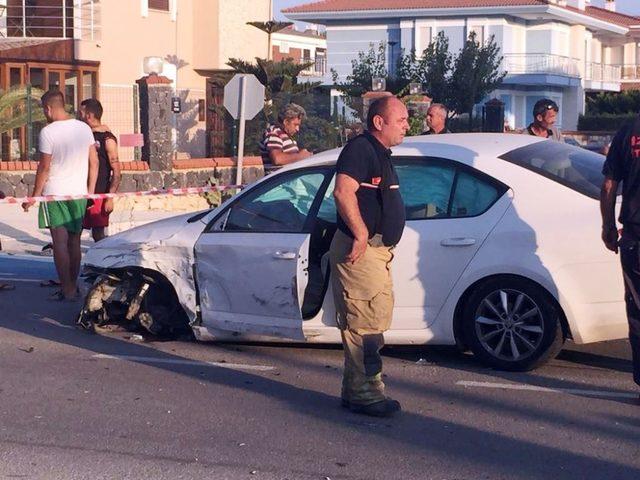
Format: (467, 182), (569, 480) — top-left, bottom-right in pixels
(462, 276), (565, 371)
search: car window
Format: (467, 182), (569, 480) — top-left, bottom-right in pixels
(221, 170), (327, 233)
(451, 170), (501, 217)
(499, 140), (606, 199)
(396, 161), (456, 219)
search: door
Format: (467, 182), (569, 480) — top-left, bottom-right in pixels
(391, 158), (512, 329)
(194, 168), (333, 339)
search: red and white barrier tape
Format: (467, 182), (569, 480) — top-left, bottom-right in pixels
(0, 185), (243, 205)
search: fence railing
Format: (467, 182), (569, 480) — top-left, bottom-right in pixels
(299, 56), (327, 77)
(0, 0), (101, 41)
(585, 62), (622, 83)
(502, 54), (581, 77)
(620, 64), (640, 81)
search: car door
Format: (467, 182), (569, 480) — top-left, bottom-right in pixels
(391, 157), (512, 330)
(194, 167), (334, 340)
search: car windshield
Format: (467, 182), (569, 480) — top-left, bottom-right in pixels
(499, 140), (607, 199)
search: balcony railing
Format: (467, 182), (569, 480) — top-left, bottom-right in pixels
(620, 64), (640, 81)
(0, 0), (100, 41)
(585, 62), (622, 83)
(299, 56), (327, 77)
(502, 54), (580, 77)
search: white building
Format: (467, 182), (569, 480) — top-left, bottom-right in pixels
(284, 0), (640, 130)
(271, 25), (327, 80)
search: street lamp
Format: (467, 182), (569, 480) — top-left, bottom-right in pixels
(372, 77), (386, 91)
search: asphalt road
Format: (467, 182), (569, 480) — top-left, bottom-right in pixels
(0, 255), (638, 480)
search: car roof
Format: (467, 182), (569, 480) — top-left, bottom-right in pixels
(280, 133), (547, 172)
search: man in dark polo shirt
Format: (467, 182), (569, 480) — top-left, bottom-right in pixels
(601, 116), (640, 403)
(330, 96), (409, 417)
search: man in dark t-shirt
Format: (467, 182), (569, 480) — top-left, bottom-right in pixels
(329, 96), (408, 417)
(601, 116), (640, 401)
(79, 98), (121, 242)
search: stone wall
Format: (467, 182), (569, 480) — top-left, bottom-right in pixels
(0, 157), (264, 204)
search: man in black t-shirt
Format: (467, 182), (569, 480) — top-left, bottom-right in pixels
(329, 96), (408, 417)
(79, 98), (121, 242)
(601, 116), (640, 401)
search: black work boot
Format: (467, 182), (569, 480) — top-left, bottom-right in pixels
(343, 398), (401, 417)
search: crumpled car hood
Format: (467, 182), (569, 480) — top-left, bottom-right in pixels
(83, 210), (210, 322)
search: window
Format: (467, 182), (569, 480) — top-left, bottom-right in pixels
(396, 158), (507, 220)
(469, 25), (485, 44)
(148, 0), (170, 11)
(451, 171), (501, 217)
(499, 141), (607, 199)
(417, 26), (432, 54)
(215, 170), (329, 233)
(396, 161), (456, 219)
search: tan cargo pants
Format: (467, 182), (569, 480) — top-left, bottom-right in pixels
(329, 229), (395, 405)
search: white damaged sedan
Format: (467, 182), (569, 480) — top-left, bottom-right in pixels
(80, 133), (627, 371)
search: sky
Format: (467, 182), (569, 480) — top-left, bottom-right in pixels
(273, 0), (640, 20)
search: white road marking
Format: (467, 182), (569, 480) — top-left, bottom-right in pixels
(456, 380), (638, 399)
(0, 277), (42, 283)
(93, 354), (275, 372)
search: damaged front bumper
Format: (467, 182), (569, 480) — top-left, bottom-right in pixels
(77, 267), (192, 336)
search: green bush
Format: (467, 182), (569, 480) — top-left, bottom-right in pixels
(577, 113), (636, 132)
(586, 91), (640, 115)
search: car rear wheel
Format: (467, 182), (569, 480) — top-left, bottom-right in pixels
(462, 277), (565, 371)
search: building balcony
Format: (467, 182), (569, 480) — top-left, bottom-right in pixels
(0, 0), (100, 41)
(584, 62), (621, 91)
(620, 64), (640, 82)
(298, 56), (327, 77)
(503, 54), (581, 78)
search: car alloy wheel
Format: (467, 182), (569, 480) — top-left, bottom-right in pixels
(474, 289), (544, 362)
(462, 276), (565, 371)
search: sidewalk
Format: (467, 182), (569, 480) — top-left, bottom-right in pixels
(0, 203), (186, 256)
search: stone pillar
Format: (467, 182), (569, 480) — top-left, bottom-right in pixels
(136, 74), (174, 171)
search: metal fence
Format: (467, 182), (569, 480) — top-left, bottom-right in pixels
(100, 84), (140, 161)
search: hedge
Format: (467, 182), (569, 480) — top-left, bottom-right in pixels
(578, 114), (636, 132)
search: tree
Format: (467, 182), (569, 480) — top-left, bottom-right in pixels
(414, 31), (452, 111)
(247, 20), (294, 61)
(227, 57), (337, 154)
(0, 86), (45, 134)
(448, 32), (506, 130)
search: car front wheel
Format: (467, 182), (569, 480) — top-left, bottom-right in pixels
(462, 277), (565, 371)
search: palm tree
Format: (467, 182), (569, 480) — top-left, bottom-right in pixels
(0, 85), (45, 134)
(247, 20), (294, 61)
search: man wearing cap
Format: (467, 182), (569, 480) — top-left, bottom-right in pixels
(524, 98), (564, 141)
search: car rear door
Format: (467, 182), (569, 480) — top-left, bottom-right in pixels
(391, 157), (512, 329)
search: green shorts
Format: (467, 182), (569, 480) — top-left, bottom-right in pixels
(38, 199), (88, 234)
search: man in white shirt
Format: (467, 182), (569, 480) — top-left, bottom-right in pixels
(22, 90), (98, 301)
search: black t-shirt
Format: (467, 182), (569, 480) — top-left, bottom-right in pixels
(336, 131), (406, 246)
(93, 130), (118, 194)
(602, 117), (640, 236)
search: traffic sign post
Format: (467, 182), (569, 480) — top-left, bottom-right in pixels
(224, 74), (266, 187)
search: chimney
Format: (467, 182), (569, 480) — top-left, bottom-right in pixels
(605, 0), (616, 12)
(565, 0), (586, 10)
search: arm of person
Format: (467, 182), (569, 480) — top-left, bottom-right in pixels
(87, 145), (99, 195)
(22, 153), (51, 211)
(268, 147), (313, 166)
(600, 127), (626, 253)
(104, 138), (121, 213)
(600, 177), (619, 253)
(334, 173), (369, 263)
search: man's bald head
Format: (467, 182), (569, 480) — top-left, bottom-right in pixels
(366, 96), (409, 148)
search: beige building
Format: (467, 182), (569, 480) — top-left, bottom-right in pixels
(0, 0), (271, 160)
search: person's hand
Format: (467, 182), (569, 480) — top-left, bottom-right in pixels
(103, 197), (114, 214)
(602, 226), (619, 253)
(346, 237), (367, 264)
(21, 199), (35, 212)
(300, 148), (313, 159)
